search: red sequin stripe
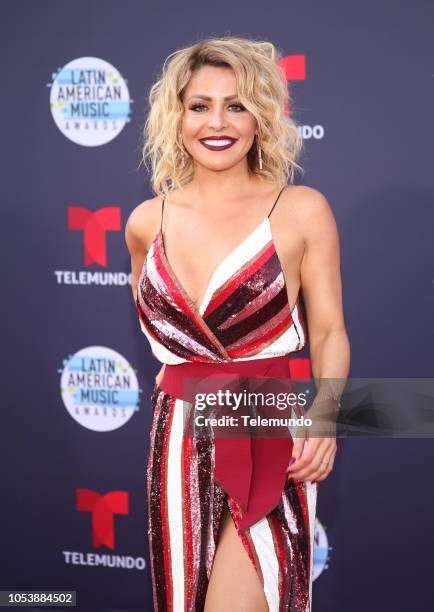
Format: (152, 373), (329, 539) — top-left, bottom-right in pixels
(203, 241), (275, 317)
(296, 481), (311, 577)
(147, 389), (165, 611)
(226, 497), (265, 586)
(160, 396), (175, 611)
(148, 392), (173, 611)
(182, 428), (194, 608)
(229, 309), (292, 358)
(268, 513), (289, 612)
(153, 237), (197, 321)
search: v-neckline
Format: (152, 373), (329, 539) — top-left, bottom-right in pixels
(157, 215), (271, 316)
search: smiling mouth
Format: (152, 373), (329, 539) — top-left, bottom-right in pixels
(199, 138), (238, 151)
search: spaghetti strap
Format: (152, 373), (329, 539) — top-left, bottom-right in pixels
(160, 197), (165, 233)
(267, 185), (286, 218)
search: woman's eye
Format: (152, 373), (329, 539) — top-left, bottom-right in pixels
(189, 103), (245, 112)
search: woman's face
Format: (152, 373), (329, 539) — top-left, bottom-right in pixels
(180, 65), (258, 172)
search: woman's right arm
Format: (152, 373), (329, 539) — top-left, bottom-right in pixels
(125, 198), (165, 383)
(125, 202), (149, 304)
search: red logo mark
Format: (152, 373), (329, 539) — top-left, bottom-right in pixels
(277, 54), (306, 116)
(68, 207), (121, 267)
(76, 489), (129, 549)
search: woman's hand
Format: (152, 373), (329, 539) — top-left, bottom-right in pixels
(286, 424), (337, 484)
(155, 364), (166, 386)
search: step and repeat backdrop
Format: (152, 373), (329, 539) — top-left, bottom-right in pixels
(2, 1), (434, 611)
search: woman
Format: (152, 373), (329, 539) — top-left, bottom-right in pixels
(126, 36), (350, 612)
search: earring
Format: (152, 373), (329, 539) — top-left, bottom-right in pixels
(179, 134), (187, 166)
(256, 135), (263, 170)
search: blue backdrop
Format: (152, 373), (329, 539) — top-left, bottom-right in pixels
(2, 1), (434, 610)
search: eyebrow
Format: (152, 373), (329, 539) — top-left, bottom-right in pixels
(186, 94), (239, 101)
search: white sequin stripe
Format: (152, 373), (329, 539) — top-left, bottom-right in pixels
(305, 481), (317, 612)
(199, 217), (271, 316)
(167, 398), (185, 611)
(249, 517), (280, 612)
(289, 301), (305, 348)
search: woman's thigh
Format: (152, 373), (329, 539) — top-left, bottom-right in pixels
(204, 502), (269, 612)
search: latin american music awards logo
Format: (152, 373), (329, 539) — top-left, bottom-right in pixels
(313, 517), (331, 580)
(48, 56), (132, 146)
(59, 346), (141, 431)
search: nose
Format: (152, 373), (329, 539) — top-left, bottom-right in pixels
(207, 105), (227, 129)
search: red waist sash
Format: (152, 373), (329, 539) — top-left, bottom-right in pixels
(159, 355), (296, 532)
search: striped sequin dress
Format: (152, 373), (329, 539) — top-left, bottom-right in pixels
(136, 185), (318, 611)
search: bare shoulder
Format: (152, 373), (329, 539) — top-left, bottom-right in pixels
(281, 184), (338, 241)
(124, 195), (163, 256)
(282, 184), (334, 219)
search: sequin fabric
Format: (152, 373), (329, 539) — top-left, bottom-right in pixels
(137, 186), (318, 611)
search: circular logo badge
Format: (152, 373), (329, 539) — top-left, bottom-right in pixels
(60, 346), (140, 431)
(313, 517), (331, 580)
(49, 56), (131, 146)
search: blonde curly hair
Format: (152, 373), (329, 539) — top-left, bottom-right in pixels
(140, 35), (304, 196)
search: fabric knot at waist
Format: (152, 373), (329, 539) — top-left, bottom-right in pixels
(159, 354), (299, 532)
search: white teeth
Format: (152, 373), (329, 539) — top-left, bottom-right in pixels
(202, 139), (234, 146)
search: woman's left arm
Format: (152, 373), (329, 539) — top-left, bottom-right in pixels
(286, 188), (351, 484)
